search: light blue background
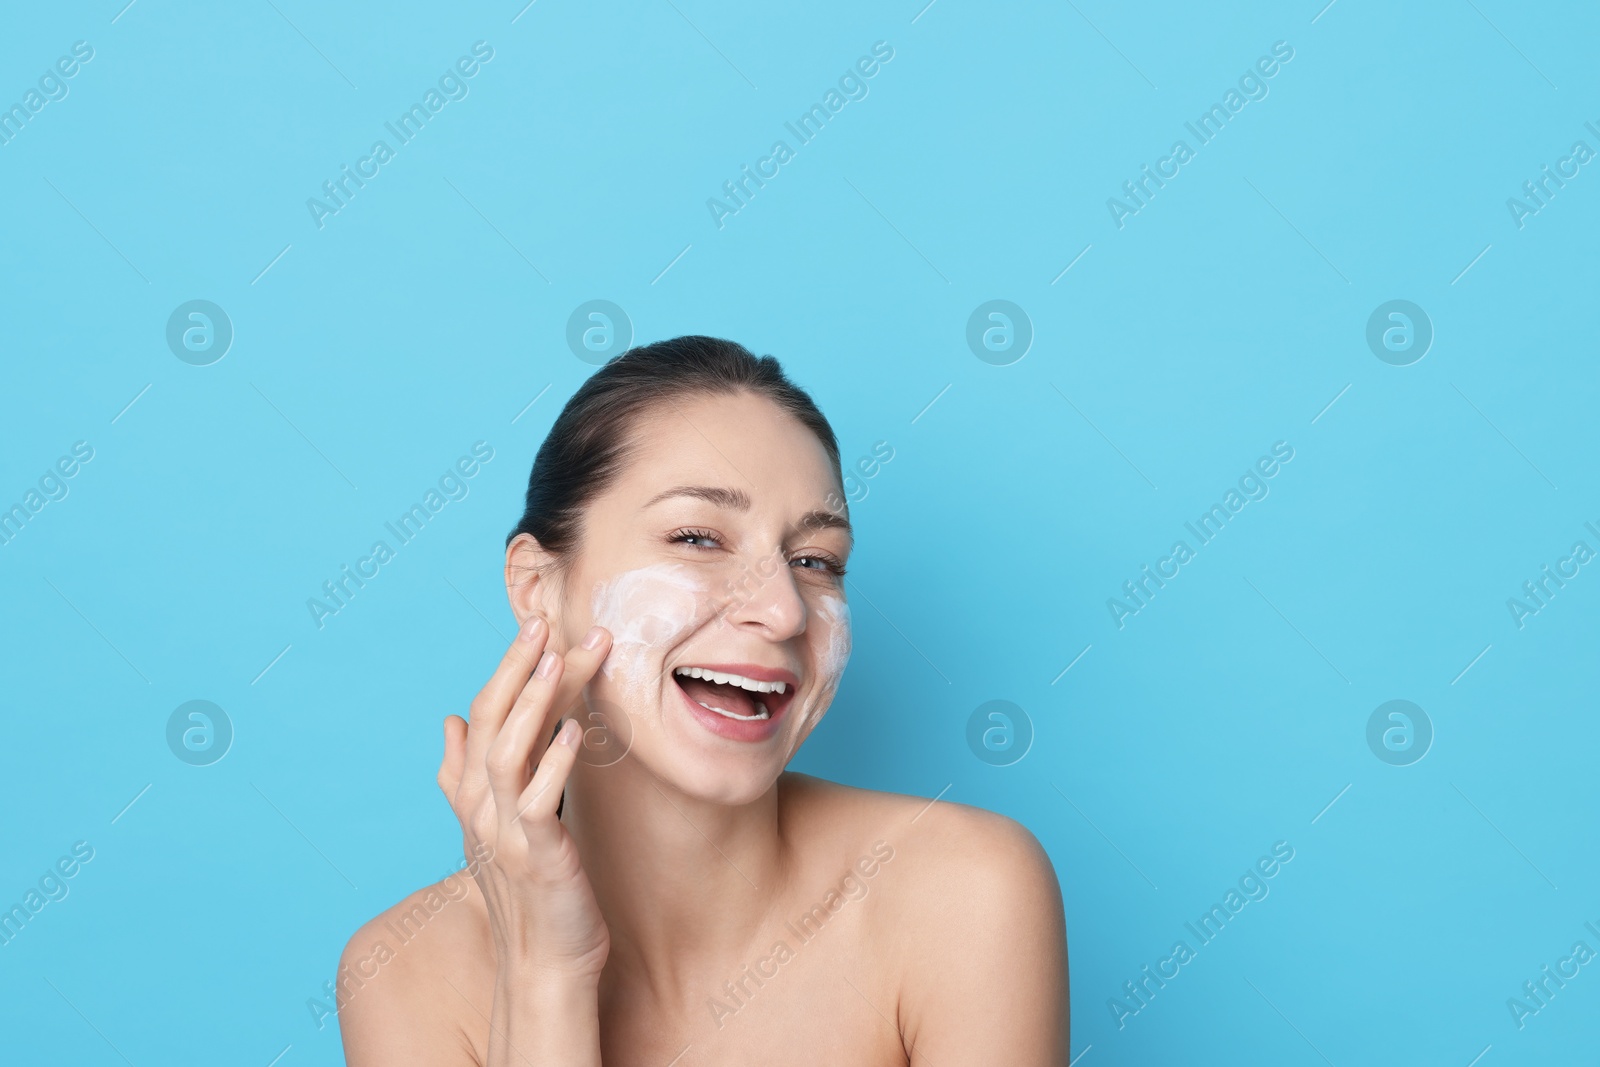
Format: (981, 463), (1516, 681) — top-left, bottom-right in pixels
(3, 1), (1597, 1063)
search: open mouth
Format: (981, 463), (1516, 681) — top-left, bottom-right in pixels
(671, 665), (797, 726)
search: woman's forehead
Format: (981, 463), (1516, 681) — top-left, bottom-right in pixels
(615, 393), (841, 504)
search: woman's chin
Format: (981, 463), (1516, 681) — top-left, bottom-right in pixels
(684, 767), (779, 807)
(653, 705), (792, 806)
(671, 732), (789, 805)
(591, 679), (805, 805)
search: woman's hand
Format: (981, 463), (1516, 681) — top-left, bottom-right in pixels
(436, 617), (615, 985)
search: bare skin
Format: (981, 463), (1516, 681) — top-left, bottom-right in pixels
(338, 392), (1068, 1065)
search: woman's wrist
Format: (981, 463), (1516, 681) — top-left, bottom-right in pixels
(497, 957), (604, 1001)
(496, 966), (601, 998)
(488, 964), (603, 1067)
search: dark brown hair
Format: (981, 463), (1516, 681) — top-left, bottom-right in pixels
(507, 335), (843, 570)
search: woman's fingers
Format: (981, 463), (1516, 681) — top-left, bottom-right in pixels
(485, 626), (614, 825)
(461, 617), (548, 791)
(437, 714), (468, 804)
(517, 717), (582, 827)
(487, 649), (565, 819)
(546, 626), (614, 728)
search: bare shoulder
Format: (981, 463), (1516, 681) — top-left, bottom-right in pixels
(779, 773), (1069, 1062)
(337, 870), (491, 1065)
(778, 771), (1060, 895)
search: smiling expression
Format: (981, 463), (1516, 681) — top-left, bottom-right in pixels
(518, 391), (853, 803)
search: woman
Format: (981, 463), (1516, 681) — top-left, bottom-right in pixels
(339, 336), (1068, 1065)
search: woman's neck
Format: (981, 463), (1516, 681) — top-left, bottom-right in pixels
(561, 762), (791, 994)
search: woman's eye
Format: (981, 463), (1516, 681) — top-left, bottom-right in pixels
(672, 530), (721, 549)
(792, 555), (846, 577)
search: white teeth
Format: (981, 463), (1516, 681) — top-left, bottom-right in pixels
(694, 700), (771, 722)
(673, 666), (788, 695)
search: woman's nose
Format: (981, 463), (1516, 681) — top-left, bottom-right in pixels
(721, 555), (807, 639)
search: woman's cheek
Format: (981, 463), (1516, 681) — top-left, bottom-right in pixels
(815, 594), (852, 686)
(789, 594), (851, 746)
(589, 563), (712, 711)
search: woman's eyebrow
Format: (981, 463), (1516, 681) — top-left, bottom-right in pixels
(643, 487), (853, 539)
(796, 509), (852, 538)
(644, 485), (751, 510)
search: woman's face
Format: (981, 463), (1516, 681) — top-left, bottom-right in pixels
(519, 390), (853, 805)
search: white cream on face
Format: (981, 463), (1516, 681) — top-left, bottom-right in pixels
(782, 593), (852, 752)
(590, 563), (708, 708)
(815, 594), (852, 686)
(588, 562), (852, 757)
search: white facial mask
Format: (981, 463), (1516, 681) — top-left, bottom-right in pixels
(814, 594), (852, 686)
(590, 563), (708, 708)
(588, 563), (853, 747)
(782, 593), (852, 751)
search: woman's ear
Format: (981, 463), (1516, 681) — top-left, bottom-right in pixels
(504, 533), (558, 629)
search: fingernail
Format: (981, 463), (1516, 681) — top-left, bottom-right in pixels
(536, 650), (559, 678)
(581, 626), (606, 650)
(559, 718), (580, 746)
(519, 616), (546, 643)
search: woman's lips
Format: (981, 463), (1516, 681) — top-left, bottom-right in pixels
(670, 663), (797, 742)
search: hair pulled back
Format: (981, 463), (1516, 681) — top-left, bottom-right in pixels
(507, 335), (843, 572)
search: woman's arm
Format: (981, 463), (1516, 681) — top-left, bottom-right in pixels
(440, 617), (615, 1066)
(341, 617), (616, 1066)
